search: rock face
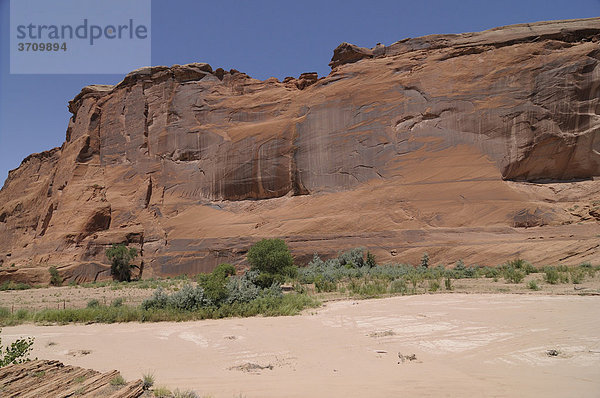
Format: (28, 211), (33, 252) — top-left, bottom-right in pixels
(0, 18), (599, 283)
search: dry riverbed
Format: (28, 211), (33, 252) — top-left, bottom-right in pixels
(2, 294), (599, 397)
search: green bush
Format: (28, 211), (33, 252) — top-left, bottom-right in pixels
(48, 266), (62, 286)
(197, 264), (236, 305)
(544, 268), (560, 284)
(106, 244), (138, 282)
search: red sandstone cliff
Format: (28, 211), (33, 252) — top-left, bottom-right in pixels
(0, 18), (599, 283)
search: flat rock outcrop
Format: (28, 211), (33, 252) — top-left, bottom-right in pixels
(0, 18), (599, 282)
(0, 359), (144, 397)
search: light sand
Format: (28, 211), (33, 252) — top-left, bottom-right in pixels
(3, 294), (600, 397)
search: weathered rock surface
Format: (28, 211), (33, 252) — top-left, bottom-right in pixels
(0, 359), (144, 397)
(0, 18), (599, 282)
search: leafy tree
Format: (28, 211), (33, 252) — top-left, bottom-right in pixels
(420, 253), (430, 269)
(247, 239), (297, 288)
(0, 330), (34, 367)
(48, 266), (62, 286)
(106, 244), (138, 282)
(366, 251), (377, 268)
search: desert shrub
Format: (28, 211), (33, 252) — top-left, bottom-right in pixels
(167, 284), (206, 311)
(86, 299), (100, 308)
(226, 271), (261, 304)
(48, 266), (62, 286)
(15, 309), (28, 320)
(527, 280), (540, 291)
(111, 298), (124, 307)
(503, 268), (525, 284)
(507, 259), (536, 274)
(454, 260), (466, 272)
(142, 287), (170, 310)
(444, 277), (452, 290)
(349, 279), (387, 297)
(544, 268), (559, 284)
(407, 272), (423, 293)
(247, 239), (297, 288)
(389, 278), (407, 294)
(106, 244), (138, 282)
(557, 264), (569, 273)
(0, 329), (34, 367)
(338, 247), (366, 268)
(481, 267), (501, 279)
(0, 281), (31, 291)
(142, 372), (155, 390)
(314, 275), (337, 292)
(428, 280), (440, 292)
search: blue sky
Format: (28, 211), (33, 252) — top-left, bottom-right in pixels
(1, 0), (599, 187)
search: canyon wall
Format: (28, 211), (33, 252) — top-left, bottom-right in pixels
(0, 18), (599, 283)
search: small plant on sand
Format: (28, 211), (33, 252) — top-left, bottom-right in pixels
(0, 330), (34, 367)
(106, 244), (138, 282)
(110, 374), (126, 386)
(48, 266), (62, 286)
(142, 372), (155, 390)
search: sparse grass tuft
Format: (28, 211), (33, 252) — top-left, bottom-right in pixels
(109, 374), (126, 386)
(142, 372), (155, 390)
(153, 386), (172, 397)
(173, 389), (199, 398)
